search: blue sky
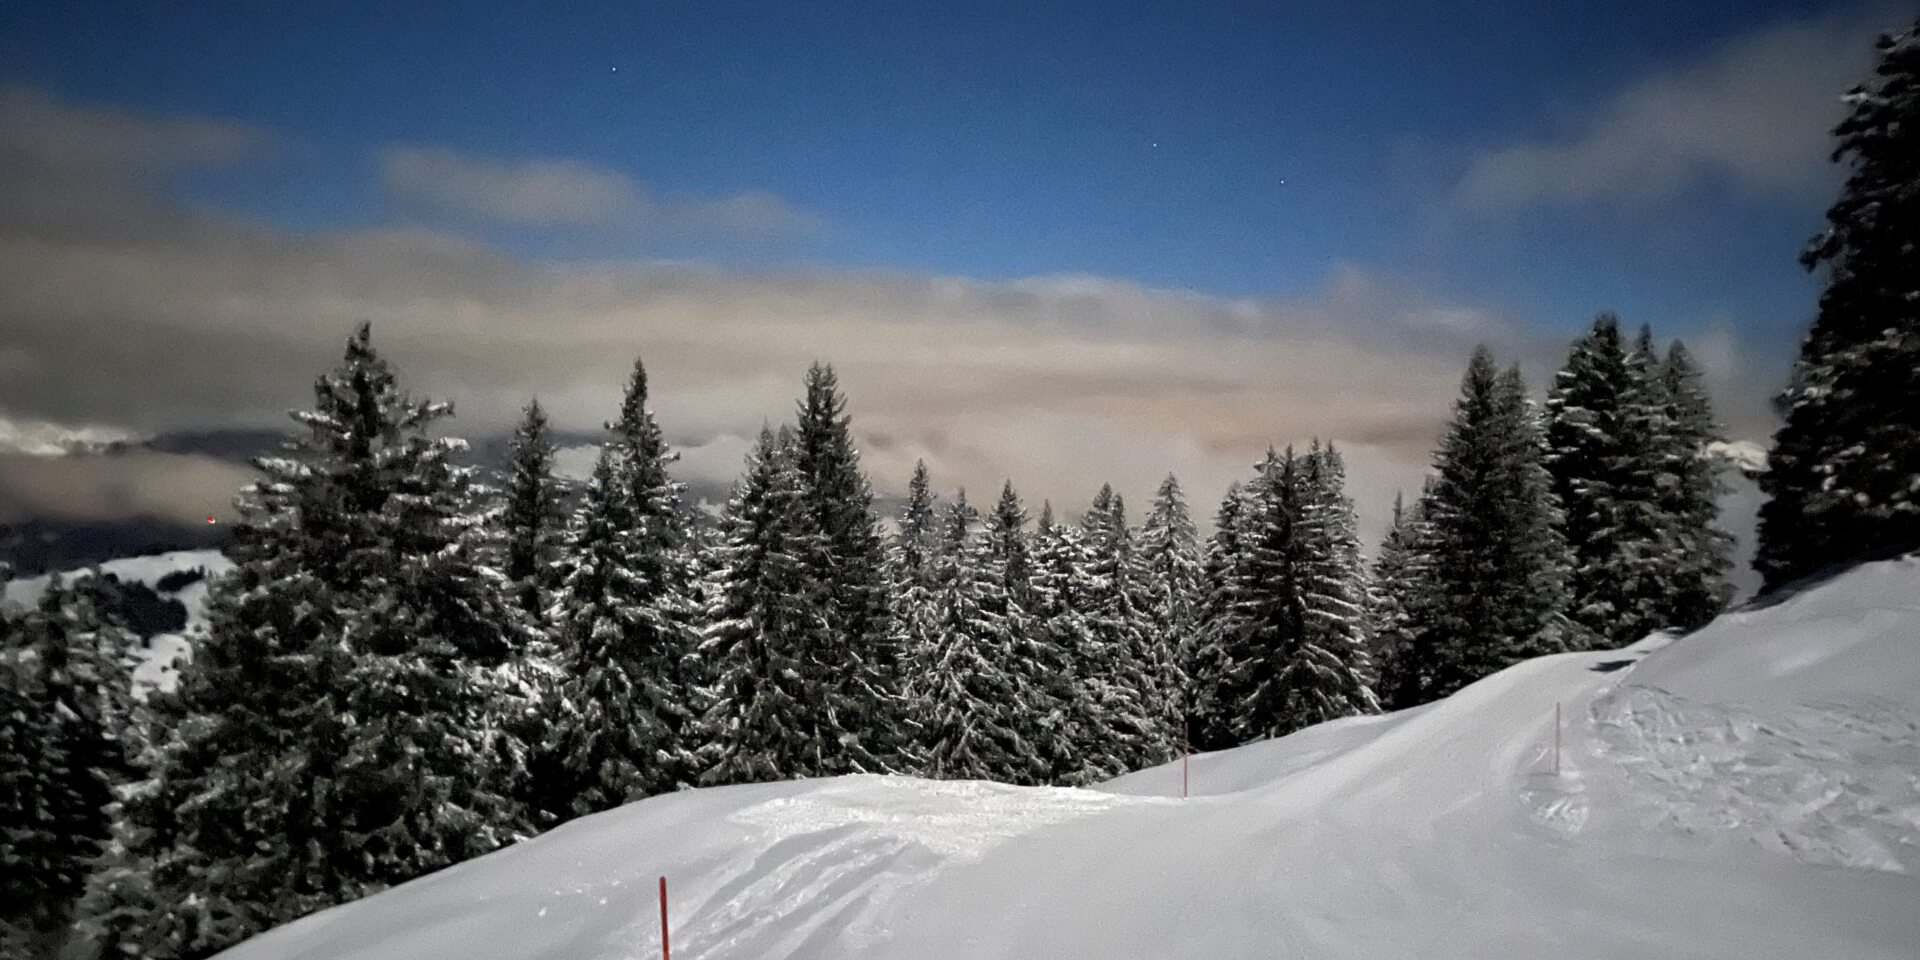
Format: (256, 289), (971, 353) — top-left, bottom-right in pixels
(0, 0), (1902, 555)
(2, 1), (1868, 310)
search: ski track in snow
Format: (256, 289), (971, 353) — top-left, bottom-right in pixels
(1584, 685), (1920, 873)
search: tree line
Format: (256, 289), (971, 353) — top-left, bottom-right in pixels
(3, 15), (1916, 960)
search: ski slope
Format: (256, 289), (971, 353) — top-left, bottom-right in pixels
(205, 557), (1918, 959)
(3, 549), (230, 697)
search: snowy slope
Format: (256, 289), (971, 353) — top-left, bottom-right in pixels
(222, 558), (1920, 960)
(4, 549), (231, 696)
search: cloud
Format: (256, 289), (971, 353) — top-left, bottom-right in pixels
(0, 87), (1783, 553)
(0, 85), (264, 177)
(0, 451), (257, 525)
(379, 145), (819, 235)
(0, 414), (140, 456)
(1446, 10), (1887, 217)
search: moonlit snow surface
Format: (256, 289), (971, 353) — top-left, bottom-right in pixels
(206, 558), (1920, 959)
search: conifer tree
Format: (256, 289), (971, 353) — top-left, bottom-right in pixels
(790, 363), (896, 771)
(0, 577), (136, 949)
(1078, 486), (1165, 774)
(1138, 474), (1202, 726)
(545, 359), (698, 818)
(699, 427), (837, 785)
(1367, 488), (1436, 710)
(892, 459), (941, 591)
(1544, 314), (1668, 648)
(89, 324), (524, 960)
(1419, 348), (1578, 700)
(1654, 342), (1735, 629)
(912, 492), (1047, 783)
(884, 460), (942, 772)
(1292, 443), (1379, 722)
(1027, 503), (1103, 784)
(1757, 17), (1920, 587)
(1189, 483), (1251, 750)
(500, 398), (568, 617)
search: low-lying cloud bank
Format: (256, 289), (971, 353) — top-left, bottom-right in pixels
(0, 85), (1782, 558)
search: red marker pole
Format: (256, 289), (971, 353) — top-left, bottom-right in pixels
(659, 876), (670, 960)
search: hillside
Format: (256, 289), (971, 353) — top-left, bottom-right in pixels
(204, 557), (1920, 960)
(3, 549), (231, 697)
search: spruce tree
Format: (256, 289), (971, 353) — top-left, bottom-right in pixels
(500, 398), (568, 617)
(1137, 474), (1202, 728)
(1367, 488), (1436, 711)
(545, 359), (698, 819)
(0, 578), (135, 949)
(884, 460), (942, 772)
(1078, 486), (1165, 774)
(699, 427), (837, 786)
(88, 324), (524, 960)
(789, 364), (895, 772)
(1189, 483), (1251, 750)
(892, 459), (941, 591)
(1419, 348), (1578, 700)
(1544, 314), (1668, 648)
(912, 492), (1047, 784)
(1654, 342), (1735, 629)
(1757, 18), (1920, 587)
(1027, 503), (1103, 784)
(1291, 443), (1379, 724)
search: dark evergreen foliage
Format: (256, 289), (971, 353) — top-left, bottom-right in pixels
(86, 324), (525, 960)
(1757, 19), (1920, 587)
(1417, 349), (1577, 700)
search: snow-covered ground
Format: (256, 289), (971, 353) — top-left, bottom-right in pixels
(4, 549), (231, 697)
(165, 557), (1920, 958)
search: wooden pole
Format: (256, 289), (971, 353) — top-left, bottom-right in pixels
(659, 875), (670, 960)
(1553, 702), (1561, 776)
(1182, 720), (1189, 799)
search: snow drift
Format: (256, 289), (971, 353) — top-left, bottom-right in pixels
(183, 557), (1920, 958)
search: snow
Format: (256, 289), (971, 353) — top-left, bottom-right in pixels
(219, 556), (1920, 959)
(4, 548), (231, 696)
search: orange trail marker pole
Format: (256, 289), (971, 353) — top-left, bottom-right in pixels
(1553, 702), (1562, 776)
(659, 875), (670, 960)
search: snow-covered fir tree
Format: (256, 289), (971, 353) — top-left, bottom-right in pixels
(911, 489), (1050, 784)
(86, 324), (525, 960)
(1137, 474), (1201, 728)
(1417, 348), (1578, 701)
(1544, 314), (1670, 648)
(1757, 17), (1920, 588)
(499, 398), (568, 617)
(0, 577), (137, 950)
(1188, 483), (1251, 750)
(892, 459), (942, 590)
(1653, 341), (1735, 630)
(699, 427), (838, 785)
(1228, 446), (1376, 741)
(543, 359), (699, 820)
(1367, 487), (1436, 710)
(789, 363), (897, 772)
(1026, 503), (1103, 784)
(1292, 443), (1378, 723)
(1077, 486), (1167, 775)
(883, 459), (942, 771)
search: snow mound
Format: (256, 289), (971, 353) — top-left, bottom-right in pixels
(218, 556), (1920, 960)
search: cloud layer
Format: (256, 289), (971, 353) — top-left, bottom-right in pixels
(0, 85), (1785, 553)
(380, 145), (819, 235)
(1446, 10), (1886, 217)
